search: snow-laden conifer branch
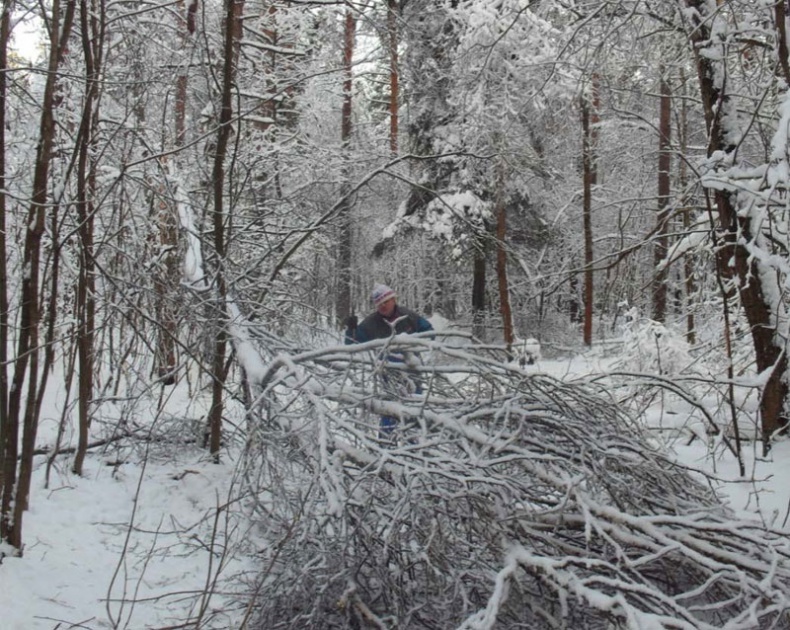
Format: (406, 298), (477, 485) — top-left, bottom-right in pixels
(231, 331), (790, 628)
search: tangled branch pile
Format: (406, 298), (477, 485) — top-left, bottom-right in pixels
(238, 334), (790, 629)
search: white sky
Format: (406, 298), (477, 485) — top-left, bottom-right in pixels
(13, 18), (42, 63)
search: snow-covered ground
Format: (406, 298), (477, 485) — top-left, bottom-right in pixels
(2, 456), (250, 630)
(2, 348), (790, 629)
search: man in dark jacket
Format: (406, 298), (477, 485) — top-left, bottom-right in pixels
(344, 284), (433, 439)
(345, 283), (433, 344)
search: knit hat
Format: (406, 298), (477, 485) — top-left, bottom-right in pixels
(371, 283), (396, 307)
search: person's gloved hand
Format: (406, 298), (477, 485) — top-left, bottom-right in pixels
(346, 315), (358, 330)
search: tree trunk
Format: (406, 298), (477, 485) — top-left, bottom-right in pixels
(72, 0), (102, 476)
(774, 0), (790, 86)
(495, 161), (513, 351)
(207, 0), (241, 463)
(153, 0), (195, 384)
(0, 0), (11, 494)
(580, 92), (595, 347)
(154, 182), (178, 384)
(472, 249), (486, 341)
(678, 72), (695, 344)
(653, 70), (671, 322)
(683, 0), (788, 449)
(335, 8), (355, 326)
(568, 271), (580, 324)
(387, 0), (399, 155)
(1, 0), (74, 550)
(175, 0), (195, 147)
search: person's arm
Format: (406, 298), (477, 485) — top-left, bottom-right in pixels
(346, 316), (374, 344)
(415, 315), (433, 334)
(344, 315), (358, 345)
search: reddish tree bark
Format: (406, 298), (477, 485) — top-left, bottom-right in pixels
(72, 0), (103, 476)
(387, 0), (399, 155)
(1, 0), (75, 549)
(206, 0), (243, 462)
(175, 0), (197, 145)
(683, 0), (788, 449)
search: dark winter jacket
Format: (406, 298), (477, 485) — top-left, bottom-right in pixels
(345, 305), (433, 345)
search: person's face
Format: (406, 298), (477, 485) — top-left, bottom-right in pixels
(377, 297), (396, 317)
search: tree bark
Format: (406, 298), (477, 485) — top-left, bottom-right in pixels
(683, 0), (788, 449)
(581, 77), (598, 346)
(387, 0), (399, 155)
(653, 70), (671, 322)
(153, 0), (196, 384)
(472, 249), (486, 341)
(678, 72), (695, 344)
(175, 0), (195, 147)
(73, 0), (103, 475)
(206, 0), (241, 463)
(1, 0), (75, 549)
(335, 8), (355, 326)
(774, 0), (790, 86)
(495, 160), (513, 351)
(0, 0), (11, 494)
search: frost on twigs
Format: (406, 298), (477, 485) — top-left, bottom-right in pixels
(239, 336), (790, 629)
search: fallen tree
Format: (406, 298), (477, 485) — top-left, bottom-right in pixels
(234, 332), (790, 629)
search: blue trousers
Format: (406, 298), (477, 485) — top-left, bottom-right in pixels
(379, 370), (422, 440)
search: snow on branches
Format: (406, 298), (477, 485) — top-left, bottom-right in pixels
(235, 333), (790, 629)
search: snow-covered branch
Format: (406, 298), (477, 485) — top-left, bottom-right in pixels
(231, 332), (790, 629)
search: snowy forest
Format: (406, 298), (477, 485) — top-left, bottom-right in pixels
(5, 0), (790, 628)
